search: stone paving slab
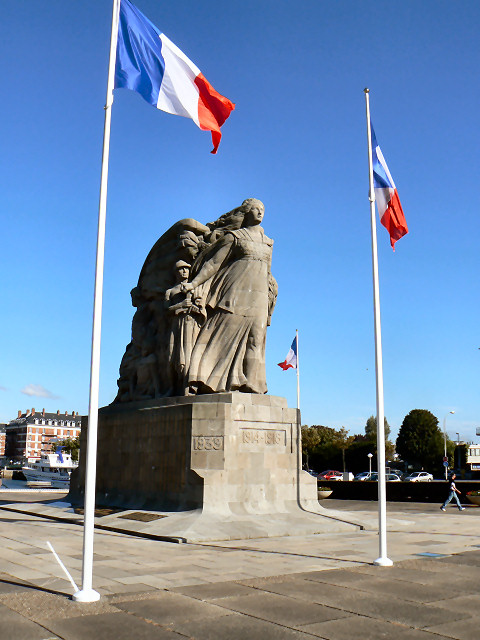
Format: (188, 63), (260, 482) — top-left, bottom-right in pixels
(293, 567), (462, 602)
(170, 612), (310, 640)
(425, 615), (480, 640)
(397, 558), (480, 575)
(171, 580), (259, 600)
(428, 594), (480, 615)
(115, 591), (238, 623)
(435, 551), (480, 566)
(0, 573), (39, 595)
(348, 563), (477, 586)
(237, 574), (469, 628)
(223, 590), (350, 627)
(45, 611), (184, 640)
(1, 498), (480, 639)
(111, 593), (319, 639)
(298, 615), (450, 640)
(0, 602), (61, 640)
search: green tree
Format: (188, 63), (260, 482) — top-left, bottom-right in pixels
(56, 436), (80, 462)
(301, 426), (321, 470)
(396, 409), (444, 473)
(310, 425), (339, 446)
(365, 415), (391, 441)
(301, 425), (337, 471)
(365, 415), (395, 461)
(304, 425), (360, 473)
(333, 427), (355, 472)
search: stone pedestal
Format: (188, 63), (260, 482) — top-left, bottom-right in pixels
(69, 392), (321, 515)
(68, 392), (365, 540)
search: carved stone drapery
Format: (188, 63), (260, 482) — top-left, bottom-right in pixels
(114, 199), (277, 403)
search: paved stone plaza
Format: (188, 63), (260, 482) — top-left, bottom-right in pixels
(0, 493), (479, 639)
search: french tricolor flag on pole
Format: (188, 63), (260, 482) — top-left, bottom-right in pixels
(115, 0), (235, 153)
(371, 125), (408, 250)
(278, 337), (298, 371)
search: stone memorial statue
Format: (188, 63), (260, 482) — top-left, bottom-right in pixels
(114, 198), (277, 402)
(72, 197), (338, 535)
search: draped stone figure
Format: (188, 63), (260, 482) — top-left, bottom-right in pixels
(164, 260), (206, 395)
(183, 199), (275, 394)
(114, 198), (277, 402)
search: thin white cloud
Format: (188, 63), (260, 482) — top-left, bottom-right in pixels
(21, 384), (59, 399)
(0, 385), (6, 391)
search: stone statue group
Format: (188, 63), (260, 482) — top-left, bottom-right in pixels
(115, 198), (277, 402)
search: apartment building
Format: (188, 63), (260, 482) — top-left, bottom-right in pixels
(5, 408), (81, 462)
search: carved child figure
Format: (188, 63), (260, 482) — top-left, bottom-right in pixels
(133, 340), (160, 399)
(165, 260), (205, 395)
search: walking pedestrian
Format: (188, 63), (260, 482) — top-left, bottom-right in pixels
(441, 473), (465, 511)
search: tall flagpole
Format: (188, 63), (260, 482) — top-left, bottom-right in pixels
(295, 329), (300, 411)
(295, 329), (303, 505)
(73, 0), (121, 602)
(364, 89), (393, 567)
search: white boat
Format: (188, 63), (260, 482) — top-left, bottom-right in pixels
(22, 451), (78, 488)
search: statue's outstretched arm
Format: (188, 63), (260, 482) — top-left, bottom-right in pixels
(183, 236), (233, 292)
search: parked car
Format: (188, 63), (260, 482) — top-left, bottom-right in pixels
(354, 471), (374, 481)
(386, 473), (402, 482)
(366, 472), (402, 482)
(404, 471), (434, 482)
(306, 470), (319, 478)
(317, 470), (343, 481)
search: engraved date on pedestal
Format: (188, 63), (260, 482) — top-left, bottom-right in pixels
(193, 436), (224, 450)
(241, 429), (286, 446)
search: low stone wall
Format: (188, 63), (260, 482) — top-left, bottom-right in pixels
(318, 480), (480, 503)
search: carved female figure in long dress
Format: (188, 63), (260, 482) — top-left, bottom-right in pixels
(182, 198), (275, 394)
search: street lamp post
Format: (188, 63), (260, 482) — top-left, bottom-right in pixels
(367, 452), (373, 477)
(443, 411), (455, 480)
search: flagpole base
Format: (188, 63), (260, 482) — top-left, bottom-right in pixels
(373, 556), (393, 567)
(72, 588), (101, 603)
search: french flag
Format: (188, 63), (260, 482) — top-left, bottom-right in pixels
(278, 337), (297, 371)
(115, 0), (235, 154)
(371, 124), (408, 250)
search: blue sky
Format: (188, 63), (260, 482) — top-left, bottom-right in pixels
(1, 0), (478, 444)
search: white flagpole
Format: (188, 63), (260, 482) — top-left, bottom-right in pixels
(295, 329), (303, 504)
(73, 0), (121, 603)
(295, 329), (300, 411)
(364, 88), (393, 567)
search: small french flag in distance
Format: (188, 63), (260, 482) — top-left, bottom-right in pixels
(371, 124), (408, 250)
(115, 0), (235, 153)
(278, 337), (297, 371)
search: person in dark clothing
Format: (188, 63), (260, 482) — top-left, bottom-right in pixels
(441, 473), (465, 511)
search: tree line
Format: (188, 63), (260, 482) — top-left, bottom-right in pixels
(302, 409), (467, 476)
(52, 410), (468, 478)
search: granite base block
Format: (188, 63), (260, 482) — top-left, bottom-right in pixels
(68, 392), (361, 540)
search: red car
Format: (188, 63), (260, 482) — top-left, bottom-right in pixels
(317, 470), (343, 481)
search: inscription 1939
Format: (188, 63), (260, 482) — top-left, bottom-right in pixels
(193, 436), (224, 450)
